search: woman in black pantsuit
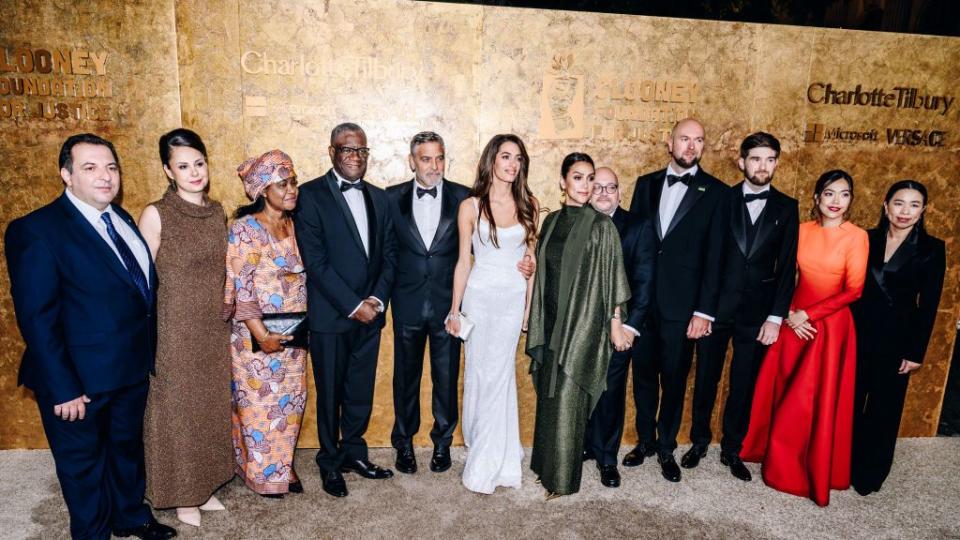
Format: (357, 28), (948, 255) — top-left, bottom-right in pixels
(850, 179), (946, 496)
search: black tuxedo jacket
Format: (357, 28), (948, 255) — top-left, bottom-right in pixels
(610, 207), (657, 331)
(714, 183), (799, 326)
(851, 227), (946, 364)
(5, 193), (158, 404)
(629, 167), (729, 323)
(387, 179), (470, 326)
(294, 169), (397, 333)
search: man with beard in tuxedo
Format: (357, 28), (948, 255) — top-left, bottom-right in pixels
(680, 132), (798, 481)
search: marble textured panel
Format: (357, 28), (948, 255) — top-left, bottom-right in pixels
(0, 0), (956, 449)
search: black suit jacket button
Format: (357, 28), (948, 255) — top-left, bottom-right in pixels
(658, 249), (663, 255)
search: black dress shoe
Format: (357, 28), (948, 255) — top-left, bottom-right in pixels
(720, 452), (752, 482)
(658, 454), (681, 482)
(622, 443), (657, 467)
(396, 447), (417, 474)
(680, 444), (708, 469)
(597, 463), (621, 488)
(321, 470), (348, 497)
(852, 483), (876, 496)
(260, 493), (284, 499)
(341, 459), (395, 479)
(430, 446), (452, 473)
(113, 518), (177, 540)
(288, 480), (304, 493)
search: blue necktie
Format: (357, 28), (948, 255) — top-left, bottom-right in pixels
(100, 212), (150, 303)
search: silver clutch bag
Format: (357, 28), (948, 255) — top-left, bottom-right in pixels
(446, 312), (476, 341)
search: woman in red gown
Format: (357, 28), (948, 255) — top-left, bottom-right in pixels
(741, 169), (869, 506)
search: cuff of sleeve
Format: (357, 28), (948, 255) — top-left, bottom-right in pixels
(369, 297), (385, 312)
(693, 311), (715, 322)
(233, 301), (263, 322)
(349, 302), (364, 318)
(622, 324), (640, 337)
(766, 316), (783, 325)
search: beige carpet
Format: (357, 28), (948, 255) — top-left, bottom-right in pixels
(3, 439), (959, 539)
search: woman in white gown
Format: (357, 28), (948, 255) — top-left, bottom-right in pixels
(447, 134), (539, 494)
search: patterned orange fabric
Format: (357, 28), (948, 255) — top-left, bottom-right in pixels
(236, 149), (296, 201)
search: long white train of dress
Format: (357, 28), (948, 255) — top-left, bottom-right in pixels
(460, 217), (527, 494)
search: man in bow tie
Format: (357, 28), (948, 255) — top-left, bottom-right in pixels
(681, 132), (798, 481)
(295, 122), (398, 498)
(624, 118), (729, 483)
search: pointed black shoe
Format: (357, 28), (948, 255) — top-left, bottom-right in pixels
(430, 446), (452, 472)
(321, 470), (348, 497)
(288, 480), (304, 493)
(113, 518), (177, 540)
(395, 446), (417, 474)
(720, 452), (752, 482)
(341, 459), (394, 479)
(622, 443), (657, 467)
(597, 463), (621, 488)
(658, 453), (682, 482)
(681, 444), (708, 469)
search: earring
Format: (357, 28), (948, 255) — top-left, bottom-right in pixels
(560, 191), (567, 204)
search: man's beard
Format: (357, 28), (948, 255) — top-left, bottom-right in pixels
(746, 170), (774, 187)
(674, 154), (700, 169)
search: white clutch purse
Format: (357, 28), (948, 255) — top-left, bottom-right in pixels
(447, 312), (476, 341)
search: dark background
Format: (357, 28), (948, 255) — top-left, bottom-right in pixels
(428, 0), (960, 37)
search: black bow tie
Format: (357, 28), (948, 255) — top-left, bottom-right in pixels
(416, 186), (437, 199)
(743, 191), (770, 203)
(340, 181), (364, 192)
(666, 173), (691, 187)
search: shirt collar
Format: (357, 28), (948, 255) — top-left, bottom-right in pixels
(64, 187), (115, 225)
(742, 181), (771, 196)
(666, 163), (699, 180)
(333, 169), (361, 186)
(413, 178), (443, 199)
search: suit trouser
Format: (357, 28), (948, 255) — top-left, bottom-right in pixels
(585, 345), (635, 466)
(690, 322), (767, 455)
(310, 325), (381, 472)
(391, 320), (461, 449)
(634, 319), (693, 456)
(851, 350), (911, 491)
(37, 381), (152, 540)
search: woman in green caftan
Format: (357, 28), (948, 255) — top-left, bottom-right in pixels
(526, 153), (633, 498)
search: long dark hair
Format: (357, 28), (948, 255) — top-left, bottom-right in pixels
(561, 152), (594, 178)
(159, 128), (208, 192)
(877, 179), (928, 234)
(810, 169), (854, 223)
(470, 134), (537, 247)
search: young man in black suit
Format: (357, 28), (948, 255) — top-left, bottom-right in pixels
(294, 123), (397, 498)
(681, 132), (799, 481)
(624, 118), (729, 483)
(386, 131), (469, 475)
(583, 167), (657, 488)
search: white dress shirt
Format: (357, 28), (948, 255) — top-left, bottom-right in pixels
(412, 179), (443, 248)
(741, 182), (782, 326)
(743, 181), (771, 224)
(332, 170), (383, 316)
(64, 188), (151, 284)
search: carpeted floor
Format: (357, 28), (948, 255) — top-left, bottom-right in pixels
(2, 439), (959, 539)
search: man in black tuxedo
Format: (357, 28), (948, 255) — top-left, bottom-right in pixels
(295, 123), (397, 498)
(681, 132), (798, 481)
(5, 134), (175, 539)
(624, 118), (729, 482)
(583, 167), (657, 488)
(386, 131), (469, 475)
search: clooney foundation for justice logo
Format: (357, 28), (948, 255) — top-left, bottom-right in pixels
(538, 54), (585, 139)
(0, 45), (114, 122)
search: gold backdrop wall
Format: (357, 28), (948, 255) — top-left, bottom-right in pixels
(0, 0), (957, 449)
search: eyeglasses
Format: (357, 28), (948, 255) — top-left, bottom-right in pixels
(337, 146), (370, 158)
(592, 184), (619, 194)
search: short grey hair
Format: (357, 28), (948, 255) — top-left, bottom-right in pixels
(409, 131), (445, 156)
(330, 122), (366, 146)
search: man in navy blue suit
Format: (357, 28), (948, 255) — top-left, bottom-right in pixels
(5, 134), (175, 540)
(295, 123), (397, 498)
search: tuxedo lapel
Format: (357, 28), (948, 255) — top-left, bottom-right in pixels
(398, 181), (427, 254)
(430, 181), (457, 252)
(664, 172), (707, 238)
(116, 207), (158, 294)
(883, 226), (918, 275)
(362, 181), (378, 261)
(325, 173), (367, 257)
(649, 174), (665, 240)
(611, 206), (628, 236)
(731, 186), (748, 256)
(747, 188), (783, 258)
(56, 195), (142, 296)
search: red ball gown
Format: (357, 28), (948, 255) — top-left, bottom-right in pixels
(741, 220), (869, 506)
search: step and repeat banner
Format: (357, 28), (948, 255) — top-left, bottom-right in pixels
(1, 0), (957, 448)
